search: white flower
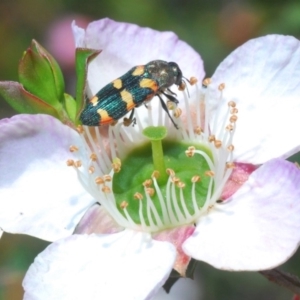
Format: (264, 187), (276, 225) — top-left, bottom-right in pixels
(1, 18), (300, 300)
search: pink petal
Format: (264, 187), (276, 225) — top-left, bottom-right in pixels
(74, 204), (123, 234)
(72, 18), (204, 96)
(183, 158), (300, 270)
(0, 114), (94, 241)
(154, 225), (195, 276)
(23, 230), (176, 300)
(209, 35), (300, 163)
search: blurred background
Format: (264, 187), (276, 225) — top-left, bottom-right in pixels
(1, 0), (300, 299)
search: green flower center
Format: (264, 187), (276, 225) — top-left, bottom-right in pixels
(113, 126), (212, 230)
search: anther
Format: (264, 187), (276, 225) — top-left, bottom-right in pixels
(194, 126), (202, 135)
(172, 176), (180, 184)
(120, 201), (128, 209)
(226, 124), (234, 131)
(202, 78), (211, 87)
(103, 175), (112, 182)
(173, 107), (182, 118)
(190, 77), (198, 85)
(230, 115), (238, 123)
(218, 83), (225, 91)
(208, 135), (216, 142)
(95, 177), (104, 185)
(90, 153), (97, 161)
(134, 192), (143, 200)
(178, 82), (186, 91)
(102, 186), (111, 193)
(152, 170), (160, 179)
(205, 170), (215, 177)
(166, 168), (175, 177)
(177, 181), (185, 188)
(226, 162), (235, 169)
(227, 145), (234, 151)
(231, 108), (238, 114)
(214, 140), (222, 148)
(76, 125), (84, 134)
(146, 188), (155, 196)
(88, 166), (95, 174)
(185, 146), (195, 157)
(75, 160), (82, 168)
(69, 145), (79, 152)
(191, 175), (201, 183)
(167, 101), (176, 110)
(228, 101), (236, 108)
(143, 179), (152, 187)
(66, 159), (75, 166)
(112, 157), (122, 173)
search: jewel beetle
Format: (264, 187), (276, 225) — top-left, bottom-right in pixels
(80, 60), (186, 129)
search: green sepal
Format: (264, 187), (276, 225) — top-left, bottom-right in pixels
(0, 81), (61, 119)
(75, 48), (101, 122)
(18, 40), (65, 110)
(64, 93), (77, 123)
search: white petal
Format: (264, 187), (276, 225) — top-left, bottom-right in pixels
(23, 230), (176, 300)
(209, 35), (300, 163)
(183, 158), (300, 270)
(71, 20), (86, 48)
(73, 18), (204, 95)
(0, 114), (94, 241)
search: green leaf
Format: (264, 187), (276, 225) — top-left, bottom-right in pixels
(0, 81), (61, 118)
(18, 40), (65, 110)
(75, 48), (101, 122)
(64, 93), (77, 123)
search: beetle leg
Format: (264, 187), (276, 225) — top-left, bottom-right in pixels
(157, 94), (179, 129)
(123, 109), (136, 127)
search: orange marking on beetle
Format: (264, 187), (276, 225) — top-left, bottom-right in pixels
(97, 109), (114, 124)
(113, 79), (122, 89)
(90, 96), (99, 106)
(140, 78), (158, 92)
(132, 66), (145, 76)
(120, 89), (135, 110)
